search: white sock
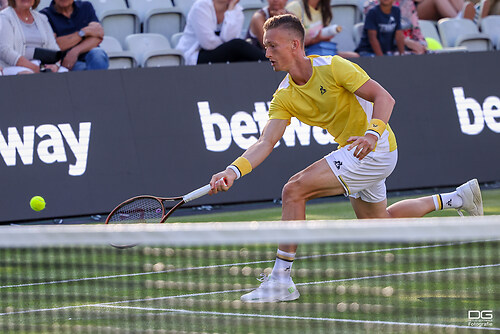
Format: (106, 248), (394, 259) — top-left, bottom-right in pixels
(432, 191), (463, 210)
(270, 249), (295, 283)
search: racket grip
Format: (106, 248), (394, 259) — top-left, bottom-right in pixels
(183, 178), (226, 203)
(183, 184), (211, 203)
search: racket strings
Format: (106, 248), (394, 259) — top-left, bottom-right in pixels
(108, 198), (164, 223)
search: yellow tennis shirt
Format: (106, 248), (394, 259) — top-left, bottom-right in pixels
(268, 55), (397, 152)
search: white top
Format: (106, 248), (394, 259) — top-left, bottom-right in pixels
(21, 20), (44, 60)
(0, 7), (60, 67)
(176, 0), (244, 65)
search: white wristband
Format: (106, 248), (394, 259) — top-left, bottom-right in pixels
(365, 129), (381, 139)
(227, 165), (241, 180)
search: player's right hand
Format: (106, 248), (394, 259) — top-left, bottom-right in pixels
(209, 169), (236, 194)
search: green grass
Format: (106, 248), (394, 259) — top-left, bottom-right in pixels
(170, 188), (500, 223)
(1, 189), (499, 333)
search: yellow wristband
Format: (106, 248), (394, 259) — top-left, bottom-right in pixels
(365, 119), (386, 138)
(230, 157), (252, 178)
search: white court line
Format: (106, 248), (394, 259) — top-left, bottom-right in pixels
(96, 304), (500, 331)
(1, 239), (496, 289)
(2, 262), (499, 316)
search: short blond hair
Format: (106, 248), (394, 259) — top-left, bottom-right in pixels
(263, 14), (305, 45)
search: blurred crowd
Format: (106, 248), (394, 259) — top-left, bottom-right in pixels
(1, 0), (499, 76)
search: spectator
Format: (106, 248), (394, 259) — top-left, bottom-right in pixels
(355, 0), (406, 56)
(415, 0), (476, 21)
(177, 0), (268, 65)
(247, 0), (289, 50)
(365, 0), (427, 54)
(477, 0), (500, 17)
(1, 0), (7, 10)
(41, 0), (108, 71)
(0, 0), (66, 75)
(286, 0), (359, 57)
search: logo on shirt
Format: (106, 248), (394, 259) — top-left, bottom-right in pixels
(320, 85), (327, 95)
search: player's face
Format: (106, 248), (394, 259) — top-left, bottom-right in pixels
(263, 28), (295, 72)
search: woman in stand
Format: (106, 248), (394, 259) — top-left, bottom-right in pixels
(286, 0), (359, 57)
(247, 0), (289, 50)
(0, 0), (66, 75)
(177, 0), (268, 65)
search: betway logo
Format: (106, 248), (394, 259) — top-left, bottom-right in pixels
(198, 101), (335, 152)
(0, 122), (91, 176)
(453, 87), (500, 135)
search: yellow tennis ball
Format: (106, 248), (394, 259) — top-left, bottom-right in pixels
(425, 37), (443, 50)
(30, 196), (46, 211)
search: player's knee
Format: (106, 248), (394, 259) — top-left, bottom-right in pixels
(282, 177), (305, 203)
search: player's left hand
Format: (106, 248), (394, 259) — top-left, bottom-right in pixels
(347, 134), (378, 160)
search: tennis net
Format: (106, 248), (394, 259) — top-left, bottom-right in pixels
(1, 216), (499, 333)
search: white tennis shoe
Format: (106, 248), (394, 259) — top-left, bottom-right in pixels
(456, 179), (483, 216)
(240, 275), (300, 303)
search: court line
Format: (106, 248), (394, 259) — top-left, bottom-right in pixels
(1, 239), (496, 289)
(95, 304), (500, 331)
(2, 262), (498, 316)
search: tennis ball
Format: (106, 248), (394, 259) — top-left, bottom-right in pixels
(425, 37), (443, 50)
(30, 196), (46, 211)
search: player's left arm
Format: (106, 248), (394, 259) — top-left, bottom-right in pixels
(348, 79), (395, 160)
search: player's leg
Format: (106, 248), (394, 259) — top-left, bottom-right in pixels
(281, 158), (345, 230)
(350, 195), (436, 218)
(241, 158), (344, 303)
(352, 179), (483, 218)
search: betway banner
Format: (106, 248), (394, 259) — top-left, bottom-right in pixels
(0, 52), (498, 222)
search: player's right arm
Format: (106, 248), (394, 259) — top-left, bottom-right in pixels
(209, 119), (288, 194)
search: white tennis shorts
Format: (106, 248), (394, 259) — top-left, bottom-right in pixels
(324, 146), (398, 203)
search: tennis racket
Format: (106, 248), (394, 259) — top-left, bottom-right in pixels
(105, 179), (225, 248)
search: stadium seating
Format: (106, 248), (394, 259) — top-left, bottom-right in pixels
(88, 0), (140, 47)
(418, 20), (469, 53)
(128, 0), (185, 43)
(37, 0), (52, 11)
(172, 0), (197, 17)
(437, 18), (493, 51)
(99, 35), (137, 69)
(125, 33), (184, 67)
(170, 32), (184, 48)
(353, 22), (364, 46)
(330, 0), (364, 51)
(480, 15), (500, 50)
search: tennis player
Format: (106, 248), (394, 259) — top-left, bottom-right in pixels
(209, 14), (483, 303)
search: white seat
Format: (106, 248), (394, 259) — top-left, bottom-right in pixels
(480, 15), (500, 49)
(353, 22), (363, 46)
(418, 20), (441, 42)
(172, 0), (197, 17)
(437, 18), (493, 51)
(170, 32), (184, 48)
(145, 10), (185, 42)
(128, 0), (185, 42)
(88, 0), (140, 47)
(125, 33), (184, 67)
(99, 35), (137, 69)
(37, 0), (52, 11)
(418, 19), (468, 53)
(330, 0), (363, 51)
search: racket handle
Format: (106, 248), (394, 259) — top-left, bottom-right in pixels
(183, 178), (226, 203)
